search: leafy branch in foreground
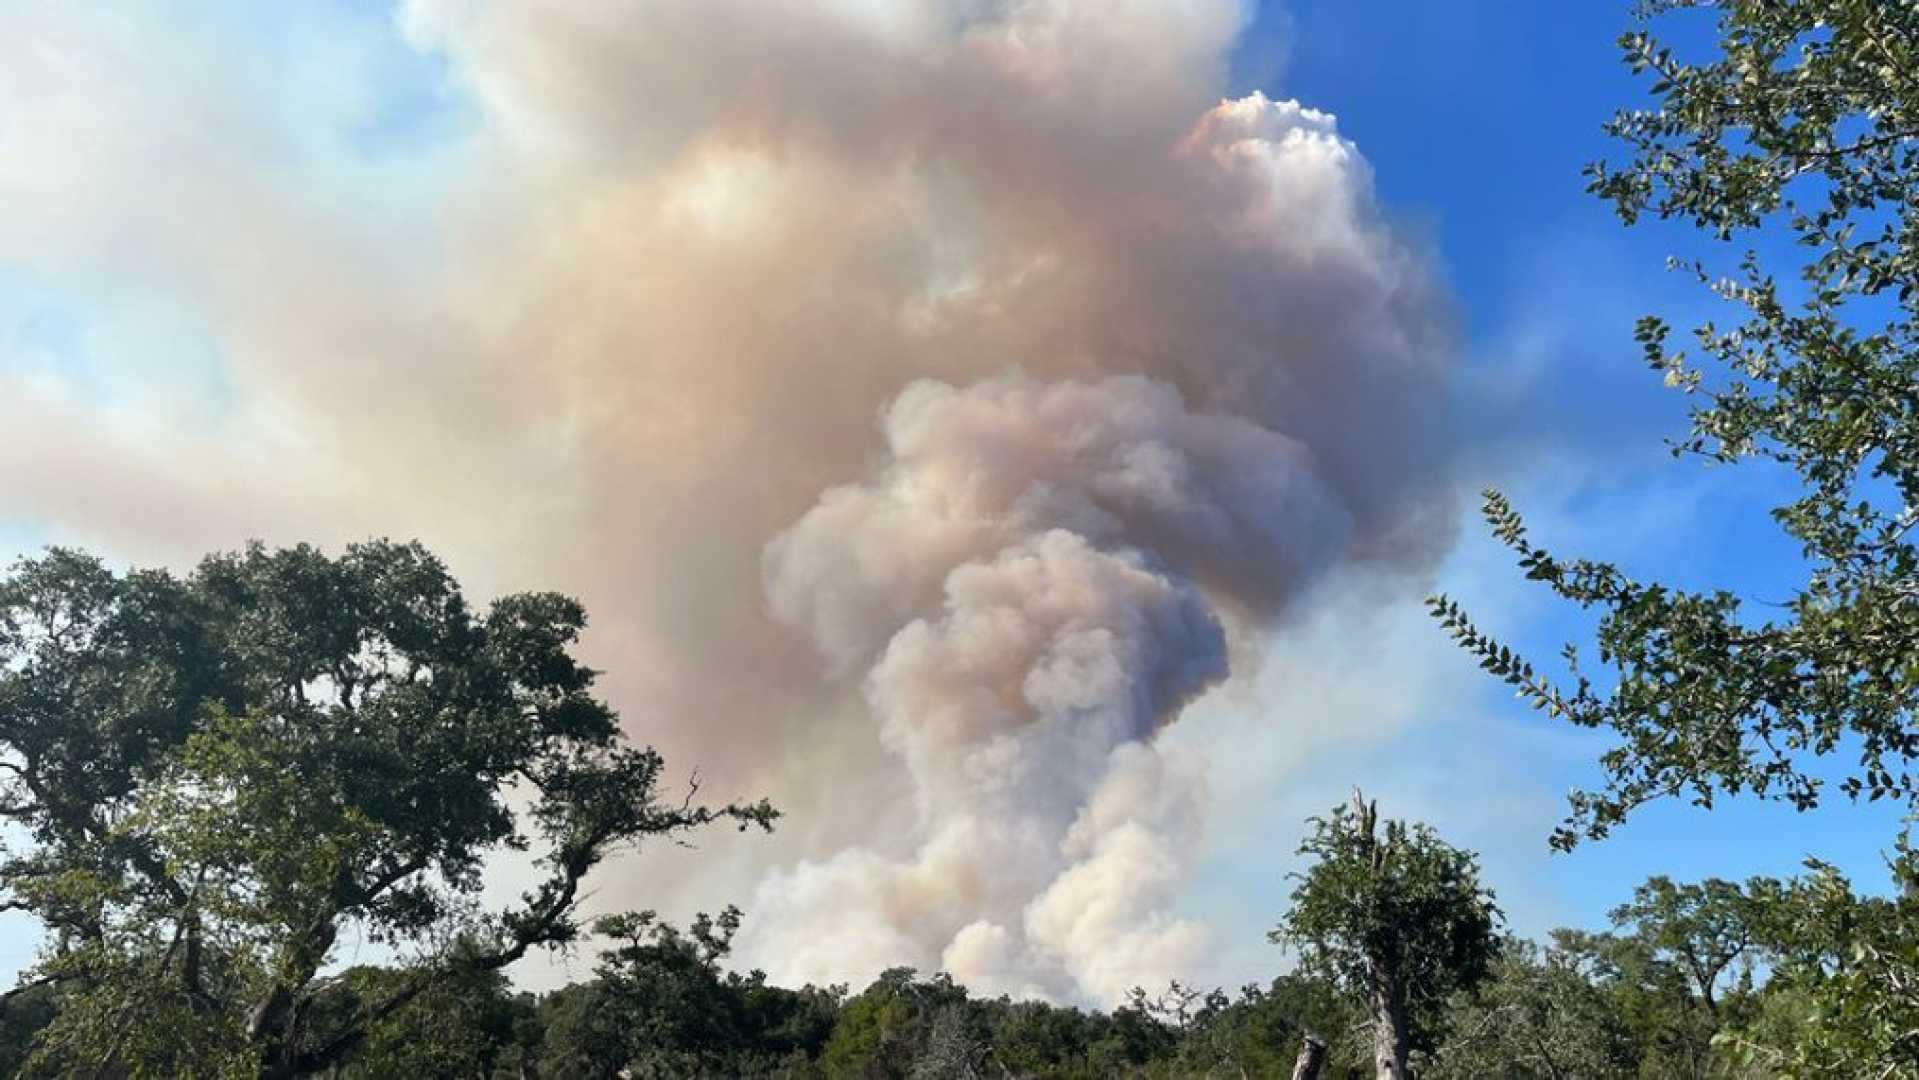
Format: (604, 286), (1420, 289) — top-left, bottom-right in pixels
(1433, 0), (1919, 849)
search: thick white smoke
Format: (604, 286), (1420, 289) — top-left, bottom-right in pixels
(736, 78), (1452, 1000)
(757, 373), (1348, 998)
(722, 66), (1452, 1000)
(752, 347), (1401, 1000)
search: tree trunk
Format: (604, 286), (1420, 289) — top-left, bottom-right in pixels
(1370, 978), (1411, 1080)
(1290, 1033), (1328, 1080)
(1351, 789), (1412, 1079)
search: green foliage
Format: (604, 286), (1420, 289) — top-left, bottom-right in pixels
(0, 984), (57, 1078)
(0, 541), (775, 1077)
(984, 998), (1108, 1078)
(821, 968), (976, 1079)
(813, 967), (1345, 1080)
(532, 981), (636, 1079)
(1730, 842), (1919, 1076)
(1589, 876), (1786, 1078)
(1609, 875), (1772, 1023)
(1429, 864), (1919, 1079)
(555, 906), (840, 1078)
(325, 966), (532, 1079)
(1430, 0), (1919, 849)
(18, 857), (1903, 1079)
(1270, 793), (1501, 1067)
(972, 992), (1167, 1079)
(1425, 936), (1641, 1080)
(1154, 976), (1365, 1079)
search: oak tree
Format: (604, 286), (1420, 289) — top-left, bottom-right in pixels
(0, 541), (774, 1077)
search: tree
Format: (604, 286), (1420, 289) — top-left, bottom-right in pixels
(532, 981), (634, 1079)
(1568, 875), (1789, 1080)
(822, 968), (979, 1080)
(1430, 0), (1919, 849)
(0, 542), (775, 1077)
(1425, 936), (1639, 1080)
(0, 982), (58, 1078)
(1150, 976), (1358, 1079)
(1609, 876), (1773, 1027)
(980, 997), (1118, 1079)
(548, 905), (840, 1078)
(1731, 844), (1919, 1076)
(1290, 1033), (1330, 1080)
(1270, 792), (1501, 1079)
(321, 965), (532, 1079)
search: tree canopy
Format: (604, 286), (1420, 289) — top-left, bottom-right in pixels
(1270, 792), (1500, 1078)
(0, 541), (774, 1077)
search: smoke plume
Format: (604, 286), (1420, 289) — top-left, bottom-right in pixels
(0, 1), (1453, 1001)
(756, 372), (1358, 998)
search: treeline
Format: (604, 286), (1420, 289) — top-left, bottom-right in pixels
(4, 851), (1912, 1078)
(240, 856), (1919, 1079)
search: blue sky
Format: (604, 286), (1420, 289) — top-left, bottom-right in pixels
(0, 0), (1907, 995)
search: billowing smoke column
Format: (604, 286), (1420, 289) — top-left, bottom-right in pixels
(758, 373), (1352, 999)
(743, 90), (1449, 1002)
(1, 1), (1454, 1004)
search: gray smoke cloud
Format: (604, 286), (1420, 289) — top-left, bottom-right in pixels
(753, 372), (1356, 998)
(0, 1), (1453, 1002)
